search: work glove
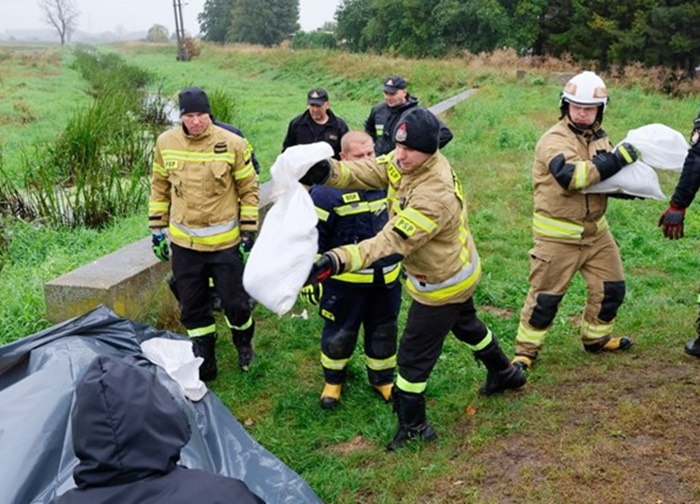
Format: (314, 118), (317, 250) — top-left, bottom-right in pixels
(658, 205), (686, 240)
(151, 230), (170, 262)
(300, 283), (323, 305)
(305, 252), (340, 286)
(240, 230), (256, 264)
(299, 159), (331, 186)
(613, 142), (640, 167)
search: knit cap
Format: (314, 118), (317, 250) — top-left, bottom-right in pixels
(178, 87), (211, 115)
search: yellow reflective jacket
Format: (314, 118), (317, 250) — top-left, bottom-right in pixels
(326, 152), (481, 306)
(148, 122), (259, 252)
(532, 117), (615, 244)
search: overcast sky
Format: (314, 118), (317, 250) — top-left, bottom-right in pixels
(0, 0), (342, 34)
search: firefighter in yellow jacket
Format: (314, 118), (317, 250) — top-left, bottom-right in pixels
(511, 71), (639, 371)
(148, 87), (259, 381)
(302, 107), (526, 451)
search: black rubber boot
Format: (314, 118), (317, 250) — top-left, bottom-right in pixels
(191, 334), (218, 381)
(387, 389), (438, 451)
(474, 338), (526, 396)
(232, 319), (255, 371)
(685, 308), (700, 357)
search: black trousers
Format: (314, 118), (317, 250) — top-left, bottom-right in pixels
(171, 243), (251, 333)
(397, 297), (488, 386)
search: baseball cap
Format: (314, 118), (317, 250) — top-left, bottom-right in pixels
(383, 76), (407, 93)
(307, 88), (329, 105)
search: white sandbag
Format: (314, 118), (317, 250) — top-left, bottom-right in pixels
(243, 142), (333, 315)
(141, 338), (208, 402)
(582, 123), (689, 200)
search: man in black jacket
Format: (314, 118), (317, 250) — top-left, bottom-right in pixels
(658, 108), (700, 356)
(54, 355), (264, 504)
(364, 75), (453, 156)
(282, 88), (349, 159)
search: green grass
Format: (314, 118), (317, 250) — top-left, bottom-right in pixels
(2, 42), (700, 502)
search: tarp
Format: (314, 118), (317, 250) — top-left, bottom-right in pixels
(0, 306), (321, 504)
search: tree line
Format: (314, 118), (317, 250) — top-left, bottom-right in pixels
(198, 0), (700, 77)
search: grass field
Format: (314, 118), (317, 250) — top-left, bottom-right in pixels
(1, 41), (700, 502)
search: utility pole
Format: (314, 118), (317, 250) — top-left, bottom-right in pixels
(173, 0), (189, 61)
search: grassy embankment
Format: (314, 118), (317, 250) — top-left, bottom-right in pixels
(1, 41), (700, 502)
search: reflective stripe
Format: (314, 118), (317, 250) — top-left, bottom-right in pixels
(235, 162), (255, 181)
(573, 161), (588, 189)
(149, 201), (169, 213)
(315, 206), (330, 222)
(187, 324), (217, 337)
(240, 205), (258, 222)
(153, 162), (168, 177)
(171, 219), (236, 238)
(228, 315), (253, 331)
(334, 199), (386, 216)
(465, 329), (493, 352)
(405, 258), (481, 302)
(396, 374), (426, 394)
(397, 207), (438, 234)
(532, 213), (608, 239)
(333, 263), (400, 284)
(365, 354), (396, 371)
(580, 319), (614, 339)
(170, 222), (240, 246)
(406, 253), (479, 294)
(321, 352), (349, 370)
(532, 212), (584, 239)
(161, 149), (236, 164)
(516, 322), (547, 346)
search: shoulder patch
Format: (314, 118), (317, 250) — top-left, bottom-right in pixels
(393, 217), (416, 239)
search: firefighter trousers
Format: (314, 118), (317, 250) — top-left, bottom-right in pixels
(319, 280), (401, 386)
(171, 243), (252, 335)
(515, 230), (625, 357)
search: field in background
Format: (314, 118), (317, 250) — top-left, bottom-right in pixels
(1, 41), (700, 502)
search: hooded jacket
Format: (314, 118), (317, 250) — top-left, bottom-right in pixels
(54, 356), (263, 504)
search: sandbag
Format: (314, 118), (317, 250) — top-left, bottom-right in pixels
(582, 123), (689, 200)
(243, 142), (333, 315)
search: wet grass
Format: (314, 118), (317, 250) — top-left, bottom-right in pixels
(1, 42), (700, 502)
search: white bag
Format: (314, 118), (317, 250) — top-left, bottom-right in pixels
(140, 338), (208, 402)
(243, 142), (333, 315)
(582, 123), (689, 200)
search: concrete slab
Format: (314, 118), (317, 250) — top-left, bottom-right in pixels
(44, 237), (171, 323)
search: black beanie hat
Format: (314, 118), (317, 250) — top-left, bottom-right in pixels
(393, 107), (440, 154)
(178, 87), (211, 116)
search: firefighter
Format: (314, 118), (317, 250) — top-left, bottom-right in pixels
(300, 131), (401, 410)
(282, 88), (349, 160)
(364, 75), (453, 156)
(149, 87), (259, 381)
(302, 108), (525, 451)
(511, 71), (639, 371)
(657, 108), (700, 356)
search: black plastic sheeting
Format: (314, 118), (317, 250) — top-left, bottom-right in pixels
(0, 306), (322, 504)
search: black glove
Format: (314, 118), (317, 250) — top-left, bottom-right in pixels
(592, 143), (639, 181)
(658, 205), (686, 240)
(305, 252), (340, 286)
(151, 230), (170, 262)
(613, 142), (639, 167)
(300, 159), (331, 186)
(240, 230), (256, 263)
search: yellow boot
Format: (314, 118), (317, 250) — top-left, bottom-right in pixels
(320, 383), (342, 410)
(584, 336), (633, 353)
(512, 355), (534, 371)
(374, 383), (393, 402)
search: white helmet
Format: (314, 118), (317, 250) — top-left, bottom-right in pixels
(560, 71), (608, 110)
